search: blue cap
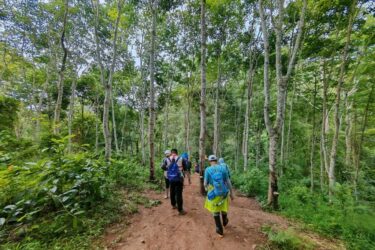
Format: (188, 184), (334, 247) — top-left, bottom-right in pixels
(218, 158), (225, 164)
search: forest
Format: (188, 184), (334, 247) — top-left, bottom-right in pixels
(0, 0), (374, 249)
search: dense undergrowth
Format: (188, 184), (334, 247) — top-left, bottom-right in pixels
(231, 167), (375, 250)
(0, 134), (162, 249)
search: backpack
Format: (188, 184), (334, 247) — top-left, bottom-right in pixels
(167, 157), (182, 182)
(207, 167), (229, 200)
(161, 157), (170, 171)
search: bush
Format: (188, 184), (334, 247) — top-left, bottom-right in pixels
(279, 183), (375, 249)
(231, 168), (268, 201)
(262, 226), (316, 250)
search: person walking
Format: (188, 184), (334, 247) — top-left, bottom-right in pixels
(181, 152), (192, 185)
(204, 155), (234, 237)
(161, 150), (171, 199)
(167, 149), (187, 215)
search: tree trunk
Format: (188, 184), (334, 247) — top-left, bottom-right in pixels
(148, 0), (157, 181)
(345, 90), (355, 167)
(111, 92), (119, 154)
(213, 56), (221, 156)
(328, 1), (356, 200)
(95, 96), (99, 154)
(104, 0), (123, 161)
(164, 79), (172, 149)
(199, 0), (207, 195)
(259, 0), (306, 209)
(284, 81), (296, 171)
(53, 0), (69, 135)
(68, 77), (77, 153)
(242, 48), (256, 171)
(354, 84), (374, 200)
(310, 79), (318, 192)
(186, 77), (192, 157)
(37, 68), (49, 140)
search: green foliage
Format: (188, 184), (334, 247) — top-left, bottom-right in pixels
(0, 136), (156, 249)
(231, 168), (268, 202)
(279, 184), (375, 249)
(0, 131), (36, 167)
(262, 225), (316, 250)
(0, 95), (19, 133)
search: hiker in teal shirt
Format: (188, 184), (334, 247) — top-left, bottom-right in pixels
(204, 155), (234, 237)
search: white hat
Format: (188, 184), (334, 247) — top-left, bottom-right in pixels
(208, 155), (217, 161)
(164, 150), (171, 156)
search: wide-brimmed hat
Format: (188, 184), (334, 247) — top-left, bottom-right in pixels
(164, 150), (171, 156)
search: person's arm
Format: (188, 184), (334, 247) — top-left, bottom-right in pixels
(204, 169), (209, 190)
(223, 170), (234, 200)
(226, 178), (234, 200)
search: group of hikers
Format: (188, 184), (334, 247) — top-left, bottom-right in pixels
(160, 149), (234, 237)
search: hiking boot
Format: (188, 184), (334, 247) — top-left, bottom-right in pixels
(222, 213), (229, 227)
(178, 210), (187, 215)
(214, 215), (223, 236)
(172, 205), (177, 209)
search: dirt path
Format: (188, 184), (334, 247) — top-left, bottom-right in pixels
(103, 174), (342, 250)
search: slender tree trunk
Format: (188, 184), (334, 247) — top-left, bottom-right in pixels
(148, 0), (157, 181)
(320, 60), (329, 189)
(199, 0), (207, 195)
(140, 109), (146, 165)
(120, 105), (127, 151)
(104, 0), (123, 160)
(53, 0), (69, 135)
(354, 84), (374, 199)
(242, 48), (256, 171)
(213, 55), (221, 156)
(345, 91), (354, 167)
(186, 77), (192, 156)
(255, 117), (262, 168)
(37, 69), (49, 139)
(164, 79), (172, 149)
(310, 79), (318, 192)
(111, 93), (119, 153)
(284, 81), (296, 170)
(95, 96), (99, 154)
(328, 1), (356, 200)
(68, 77), (77, 153)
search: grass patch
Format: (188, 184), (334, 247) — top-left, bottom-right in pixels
(261, 225), (316, 250)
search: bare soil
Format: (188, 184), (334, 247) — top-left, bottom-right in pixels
(102, 174), (344, 250)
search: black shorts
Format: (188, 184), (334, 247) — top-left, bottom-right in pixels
(165, 177), (170, 189)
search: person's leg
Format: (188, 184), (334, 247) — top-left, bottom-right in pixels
(221, 212), (228, 227)
(187, 171), (191, 184)
(213, 212), (223, 236)
(176, 181), (185, 214)
(165, 178), (170, 199)
(170, 182), (177, 208)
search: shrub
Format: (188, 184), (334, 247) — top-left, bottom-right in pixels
(231, 168), (268, 201)
(262, 226), (316, 250)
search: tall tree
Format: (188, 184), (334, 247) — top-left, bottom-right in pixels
(199, 0), (207, 194)
(259, 0), (307, 209)
(148, 0), (157, 181)
(53, 0), (69, 135)
(327, 0), (357, 200)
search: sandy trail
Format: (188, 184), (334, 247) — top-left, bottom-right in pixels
(103, 174), (294, 250)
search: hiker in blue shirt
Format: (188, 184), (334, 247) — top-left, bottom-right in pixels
(204, 155), (234, 237)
